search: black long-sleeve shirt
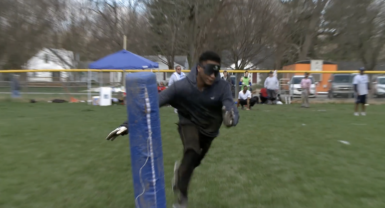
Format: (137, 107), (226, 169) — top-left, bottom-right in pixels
(121, 66), (239, 137)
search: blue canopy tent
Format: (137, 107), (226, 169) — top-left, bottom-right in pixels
(89, 49), (159, 69)
(87, 50), (159, 104)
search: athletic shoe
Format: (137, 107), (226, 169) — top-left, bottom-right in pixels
(173, 196), (188, 208)
(361, 112), (366, 116)
(354, 112), (359, 116)
(172, 161), (188, 208)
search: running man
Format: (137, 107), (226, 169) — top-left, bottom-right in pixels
(105, 51), (239, 208)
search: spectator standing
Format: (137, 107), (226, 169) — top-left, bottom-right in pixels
(353, 67), (370, 116)
(264, 71), (279, 104)
(169, 65), (186, 86)
(240, 71), (251, 90)
(222, 70), (231, 84)
(11, 74), (21, 98)
(300, 72), (312, 108)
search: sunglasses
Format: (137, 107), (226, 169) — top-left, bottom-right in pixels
(200, 64), (221, 77)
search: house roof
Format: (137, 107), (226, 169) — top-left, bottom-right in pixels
(174, 56), (188, 67)
(295, 60), (336, 65)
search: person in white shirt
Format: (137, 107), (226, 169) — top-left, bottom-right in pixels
(169, 65), (186, 113)
(264, 71), (279, 104)
(353, 67), (370, 116)
(237, 85), (257, 110)
(169, 65), (186, 86)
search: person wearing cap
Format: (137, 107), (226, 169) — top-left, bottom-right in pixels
(353, 67), (370, 116)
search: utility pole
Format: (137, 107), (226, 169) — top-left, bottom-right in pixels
(123, 35), (127, 50)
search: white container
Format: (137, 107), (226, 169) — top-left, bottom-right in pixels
(99, 87), (112, 106)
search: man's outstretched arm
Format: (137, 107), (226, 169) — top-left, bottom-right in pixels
(106, 83), (177, 141)
(222, 84), (239, 127)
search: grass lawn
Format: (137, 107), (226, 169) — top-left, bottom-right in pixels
(1, 102), (385, 208)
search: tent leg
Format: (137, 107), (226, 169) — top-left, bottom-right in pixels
(88, 69), (91, 105)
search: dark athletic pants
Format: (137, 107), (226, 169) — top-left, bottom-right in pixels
(260, 95), (268, 104)
(239, 97), (258, 107)
(177, 124), (215, 198)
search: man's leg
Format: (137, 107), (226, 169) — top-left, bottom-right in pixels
(267, 90), (272, 104)
(271, 90), (277, 105)
(354, 103), (359, 115)
(301, 91), (305, 107)
(175, 124), (203, 206)
(305, 90), (309, 107)
(178, 150), (200, 197)
(361, 95), (367, 115)
(250, 97), (257, 107)
(260, 96), (267, 104)
(239, 99), (247, 109)
(354, 95), (360, 116)
(195, 134), (214, 167)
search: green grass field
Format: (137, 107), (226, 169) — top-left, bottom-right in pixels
(1, 102), (385, 208)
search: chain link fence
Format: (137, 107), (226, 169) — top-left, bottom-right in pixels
(1, 70), (384, 104)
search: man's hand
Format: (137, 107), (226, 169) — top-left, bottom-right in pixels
(222, 106), (234, 128)
(106, 126), (128, 141)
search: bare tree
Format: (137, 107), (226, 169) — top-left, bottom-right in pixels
(217, 0), (280, 70)
(145, 0), (231, 68)
(85, 0), (150, 58)
(1, 0), (63, 69)
(324, 0), (385, 72)
(280, 0), (331, 60)
(145, 0), (187, 69)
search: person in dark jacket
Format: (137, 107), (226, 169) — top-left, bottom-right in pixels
(105, 51), (239, 208)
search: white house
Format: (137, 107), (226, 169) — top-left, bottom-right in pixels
(24, 48), (75, 82)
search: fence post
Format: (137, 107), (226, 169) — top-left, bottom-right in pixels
(235, 72), (240, 101)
